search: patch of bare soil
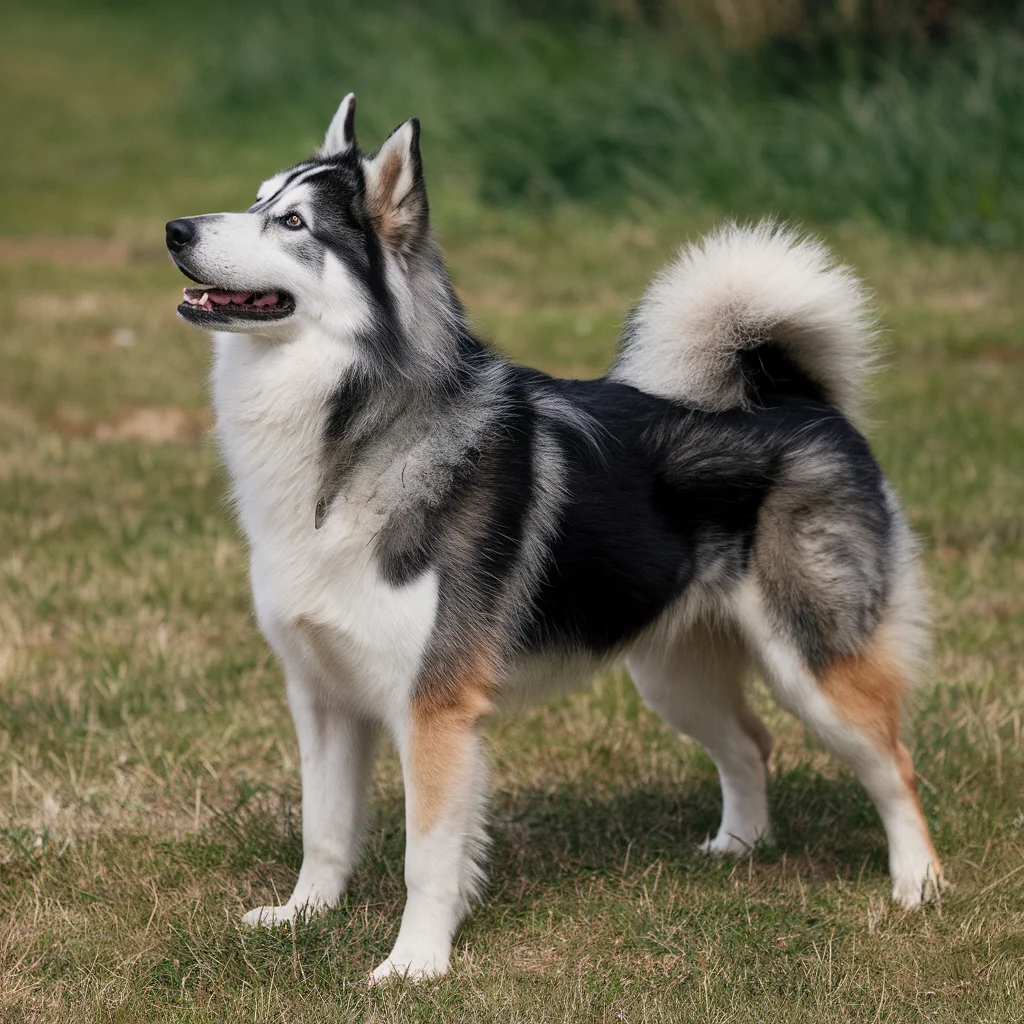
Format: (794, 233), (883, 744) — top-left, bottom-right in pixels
(923, 289), (994, 313)
(15, 293), (104, 320)
(50, 406), (210, 444)
(978, 345), (1024, 364)
(0, 237), (129, 268)
(94, 407), (210, 443)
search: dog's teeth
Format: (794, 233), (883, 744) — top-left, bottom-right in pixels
(199, 292), (209, 305)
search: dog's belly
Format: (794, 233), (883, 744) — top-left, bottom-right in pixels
(499, 650), (614, 708)
(248, 526), (441, 720)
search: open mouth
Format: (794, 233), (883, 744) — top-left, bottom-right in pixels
(177, 286), (296, 324)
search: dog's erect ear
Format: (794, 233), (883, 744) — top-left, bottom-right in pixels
(363, 118), (427, 252)
(321, 92), (357, 157)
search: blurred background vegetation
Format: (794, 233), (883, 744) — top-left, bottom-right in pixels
(6, 0), (1024, 245)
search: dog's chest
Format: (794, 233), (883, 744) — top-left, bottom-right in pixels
(211, 333), (439, 714)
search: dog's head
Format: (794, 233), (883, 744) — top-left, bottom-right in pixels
(166, 94), (431, 341)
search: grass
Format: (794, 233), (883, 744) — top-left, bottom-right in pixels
(181, 0), (1024, 245)
(8, 0), (1024, 245)
(1, 3), (1023, 1021)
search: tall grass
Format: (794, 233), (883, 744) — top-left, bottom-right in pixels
(169, 0), (1024, 246)
(16, 0), (1024, 246)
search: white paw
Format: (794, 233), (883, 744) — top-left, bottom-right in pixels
(242, 890), (336, 929)
(242, 899), (329, 928)
(242, 904), (296, 928)
(368, 951), (449, 986)
(891, 862), (945, 908)
(699, 828), (768, 857)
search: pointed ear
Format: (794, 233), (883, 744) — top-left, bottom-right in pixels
(321, 92), (357, 157)
(363, 118), (427, 252)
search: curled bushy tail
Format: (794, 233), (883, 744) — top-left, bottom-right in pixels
(610, 221), (877, 422)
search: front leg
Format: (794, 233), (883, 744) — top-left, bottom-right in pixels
(371, 668), (492, 983)
(244, 670), (377, 927)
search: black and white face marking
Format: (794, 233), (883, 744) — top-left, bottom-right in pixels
(165, 160), (372, 334)
(166, 92), (426, 342)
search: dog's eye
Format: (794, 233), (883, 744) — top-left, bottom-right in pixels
(281, 213), (305, 231)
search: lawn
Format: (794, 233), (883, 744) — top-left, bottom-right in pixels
(1, 4), (1022, 1022)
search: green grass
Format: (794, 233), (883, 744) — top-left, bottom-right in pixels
(184, 0), (1024, 245)
(7, 0), (1024, 245)
(1, 4), (1023, 1021)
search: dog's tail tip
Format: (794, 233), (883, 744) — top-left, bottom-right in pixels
(610, 219), (878, 421)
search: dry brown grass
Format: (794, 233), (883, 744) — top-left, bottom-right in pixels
(1, 208), (1022, 1022)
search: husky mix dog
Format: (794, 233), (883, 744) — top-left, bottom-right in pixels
(166, 94), (942, 982)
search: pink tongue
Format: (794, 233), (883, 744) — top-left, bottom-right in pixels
(254, 292), (279, 307)
(209, 290), (256, 305)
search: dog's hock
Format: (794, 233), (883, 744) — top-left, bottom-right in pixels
(321, 91), (357, 157)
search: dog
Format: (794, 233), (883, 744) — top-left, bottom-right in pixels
(166, 92), (942, 982)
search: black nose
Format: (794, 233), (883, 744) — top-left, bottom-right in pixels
(166, 219), (196, 252)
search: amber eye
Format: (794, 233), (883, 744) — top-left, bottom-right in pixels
(281, 212), (305, 230)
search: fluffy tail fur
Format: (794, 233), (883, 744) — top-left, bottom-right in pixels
(611, 221), (877, 422)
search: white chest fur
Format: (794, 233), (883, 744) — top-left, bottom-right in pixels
(211, 331), (439, 722)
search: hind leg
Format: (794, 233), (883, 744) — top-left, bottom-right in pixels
(737, 585), (942, 906)
(628, 623), (773, 855)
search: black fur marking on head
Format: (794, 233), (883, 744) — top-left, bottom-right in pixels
(300, 168), (406, 362)
(250, 163), (328, 213)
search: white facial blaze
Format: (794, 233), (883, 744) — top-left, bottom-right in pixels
(256, 170), (295, 205)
